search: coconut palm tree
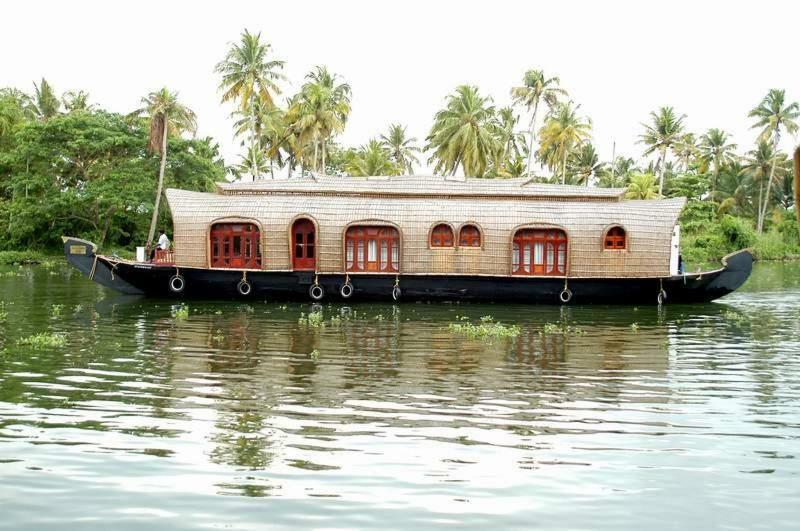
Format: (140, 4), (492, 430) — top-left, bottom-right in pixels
(698, 128), (738, 197)
(32, 78), (60, 120)
(215, 30), (285, 179)
(510, 70), (567, 178)
(288, 66), (351, 173)
(748, 89), (800, 232)
(232, 99), (284, 178)
(537, 101), (592, 184)
(674, 133), (699, 172)
(597, 156), (637, 188)
(639, 106), (686, 195)
(567, 142), (604, 186)
(380, 123), (421, 174)
(625, 173), (659, 199)
(129, 88), (197, 246)
(491, 107), (525, 172)
(795, 146), (800, 223)
(346, 139), (401, 176)
(426, 85), (499, 177)
(62, 90), (93, 113)
(715, 162), (751, 217)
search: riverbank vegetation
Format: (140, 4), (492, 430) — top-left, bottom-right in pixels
(1, 28), (797, 266)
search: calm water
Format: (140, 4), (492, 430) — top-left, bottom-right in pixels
(1, 261), (799, 530)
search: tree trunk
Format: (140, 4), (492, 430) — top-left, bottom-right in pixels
(525, 100), (539, 178)
(758, 133), (780, 233)
(658, 146), (667, 196)
(321, 140), (326, 175)
(561, 147), (567, 185)
(794, 145), (800, 224)
(250, 96), (257, 180)
(146, 115), (169, 246)
(313, 139), (319, 173)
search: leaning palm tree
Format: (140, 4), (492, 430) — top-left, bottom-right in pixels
(129, 88), (197, 247)
(32, 78), (60, 120)
(698, 128), (738, 197)
(537, 101), (592, 184)
(748, 89), (800, 232)
(380, 123), (421, 174)
(288, 66), (351, 173)
(510, 70), (567, 178)
(426, 85), (499, 177)
(625, 173), (659, 199)
(215, 30), (285, 179)
(639, 106), (686, 195)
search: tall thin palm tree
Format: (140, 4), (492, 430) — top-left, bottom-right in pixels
(32, 78), (60, 120)
(129, 88), (197, 246)
(537, 101), (592, 184)
(215, 30), (285, 179)
(698, 128), (738, 197)
(288, 66), (351, 173)
(510, 70), (567, 178)
(639, 106), (686, 195)
(232, 99), (284, 178)
(492, 107), (525, 172)
(748, 89), (800, 232)
(426, 85), (499, 177)
(380, 123), (421, 174)
(741, 140), (776, 222)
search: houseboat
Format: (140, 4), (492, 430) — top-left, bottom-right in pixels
(63, 175), (753, 304)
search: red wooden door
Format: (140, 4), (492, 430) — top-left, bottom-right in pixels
(210, 223), (261, 269)
(292, 219), (316, 271)
(512, 229), (567, 276)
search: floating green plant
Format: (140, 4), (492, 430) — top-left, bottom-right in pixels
(449, 315), (520, 339)
(17, 332), (67, 349)
(171, 304), (189, 320)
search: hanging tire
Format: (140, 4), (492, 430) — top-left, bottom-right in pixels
(309, 284), (325, 301)
(559, 288), (572, 304)
(657, 289), (667, 305)
(237, 280), (252, 296)
(392, 285), (402, 301)
(169, 274), (185, 293)
(340, 282), (354, 299)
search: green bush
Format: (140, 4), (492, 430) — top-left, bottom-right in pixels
(0, 250), (54, 265)
(719, 215), (756, 249)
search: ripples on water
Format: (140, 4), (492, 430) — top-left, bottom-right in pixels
(0, 262), (798, 530)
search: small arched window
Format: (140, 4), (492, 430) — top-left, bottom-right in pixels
(604, 226), (626, 250)
(430, 224), (454, 248)
(459, 224), (481, 247)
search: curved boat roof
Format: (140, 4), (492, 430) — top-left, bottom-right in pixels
(216, 174), (626, 201)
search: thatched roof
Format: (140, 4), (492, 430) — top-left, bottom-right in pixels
(216, 175), (626, 201)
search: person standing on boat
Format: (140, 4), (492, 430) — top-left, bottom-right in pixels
(150, 229), (170, 260)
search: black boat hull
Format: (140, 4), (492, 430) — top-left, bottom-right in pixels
(63, 237), (753, 305)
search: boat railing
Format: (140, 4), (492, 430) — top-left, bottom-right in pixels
(153, 249), (175, 265)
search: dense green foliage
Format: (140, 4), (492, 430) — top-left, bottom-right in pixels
(0, 92), (224, 252)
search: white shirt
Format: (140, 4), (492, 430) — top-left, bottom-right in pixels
(157, 233), (170, 250)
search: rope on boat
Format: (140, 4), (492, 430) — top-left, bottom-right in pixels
(89, 255), (98, 280)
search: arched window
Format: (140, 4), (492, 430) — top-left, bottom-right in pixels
(459, 224), (481, 247)
(345, 226), (400, 272)
(604, 226), (626, 250)
(210, 222), (261, 269)
(430, 224), (454, 248)
(512, 229), (567, 276)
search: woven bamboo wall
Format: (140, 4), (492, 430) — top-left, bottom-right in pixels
(166, 187), (685, 278)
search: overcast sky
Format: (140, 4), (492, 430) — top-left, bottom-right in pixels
(2, 0), (798, 175)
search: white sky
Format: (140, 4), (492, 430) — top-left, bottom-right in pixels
(2, 0), (798, 175)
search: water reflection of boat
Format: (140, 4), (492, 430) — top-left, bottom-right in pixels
(63, 176), (752, 304)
